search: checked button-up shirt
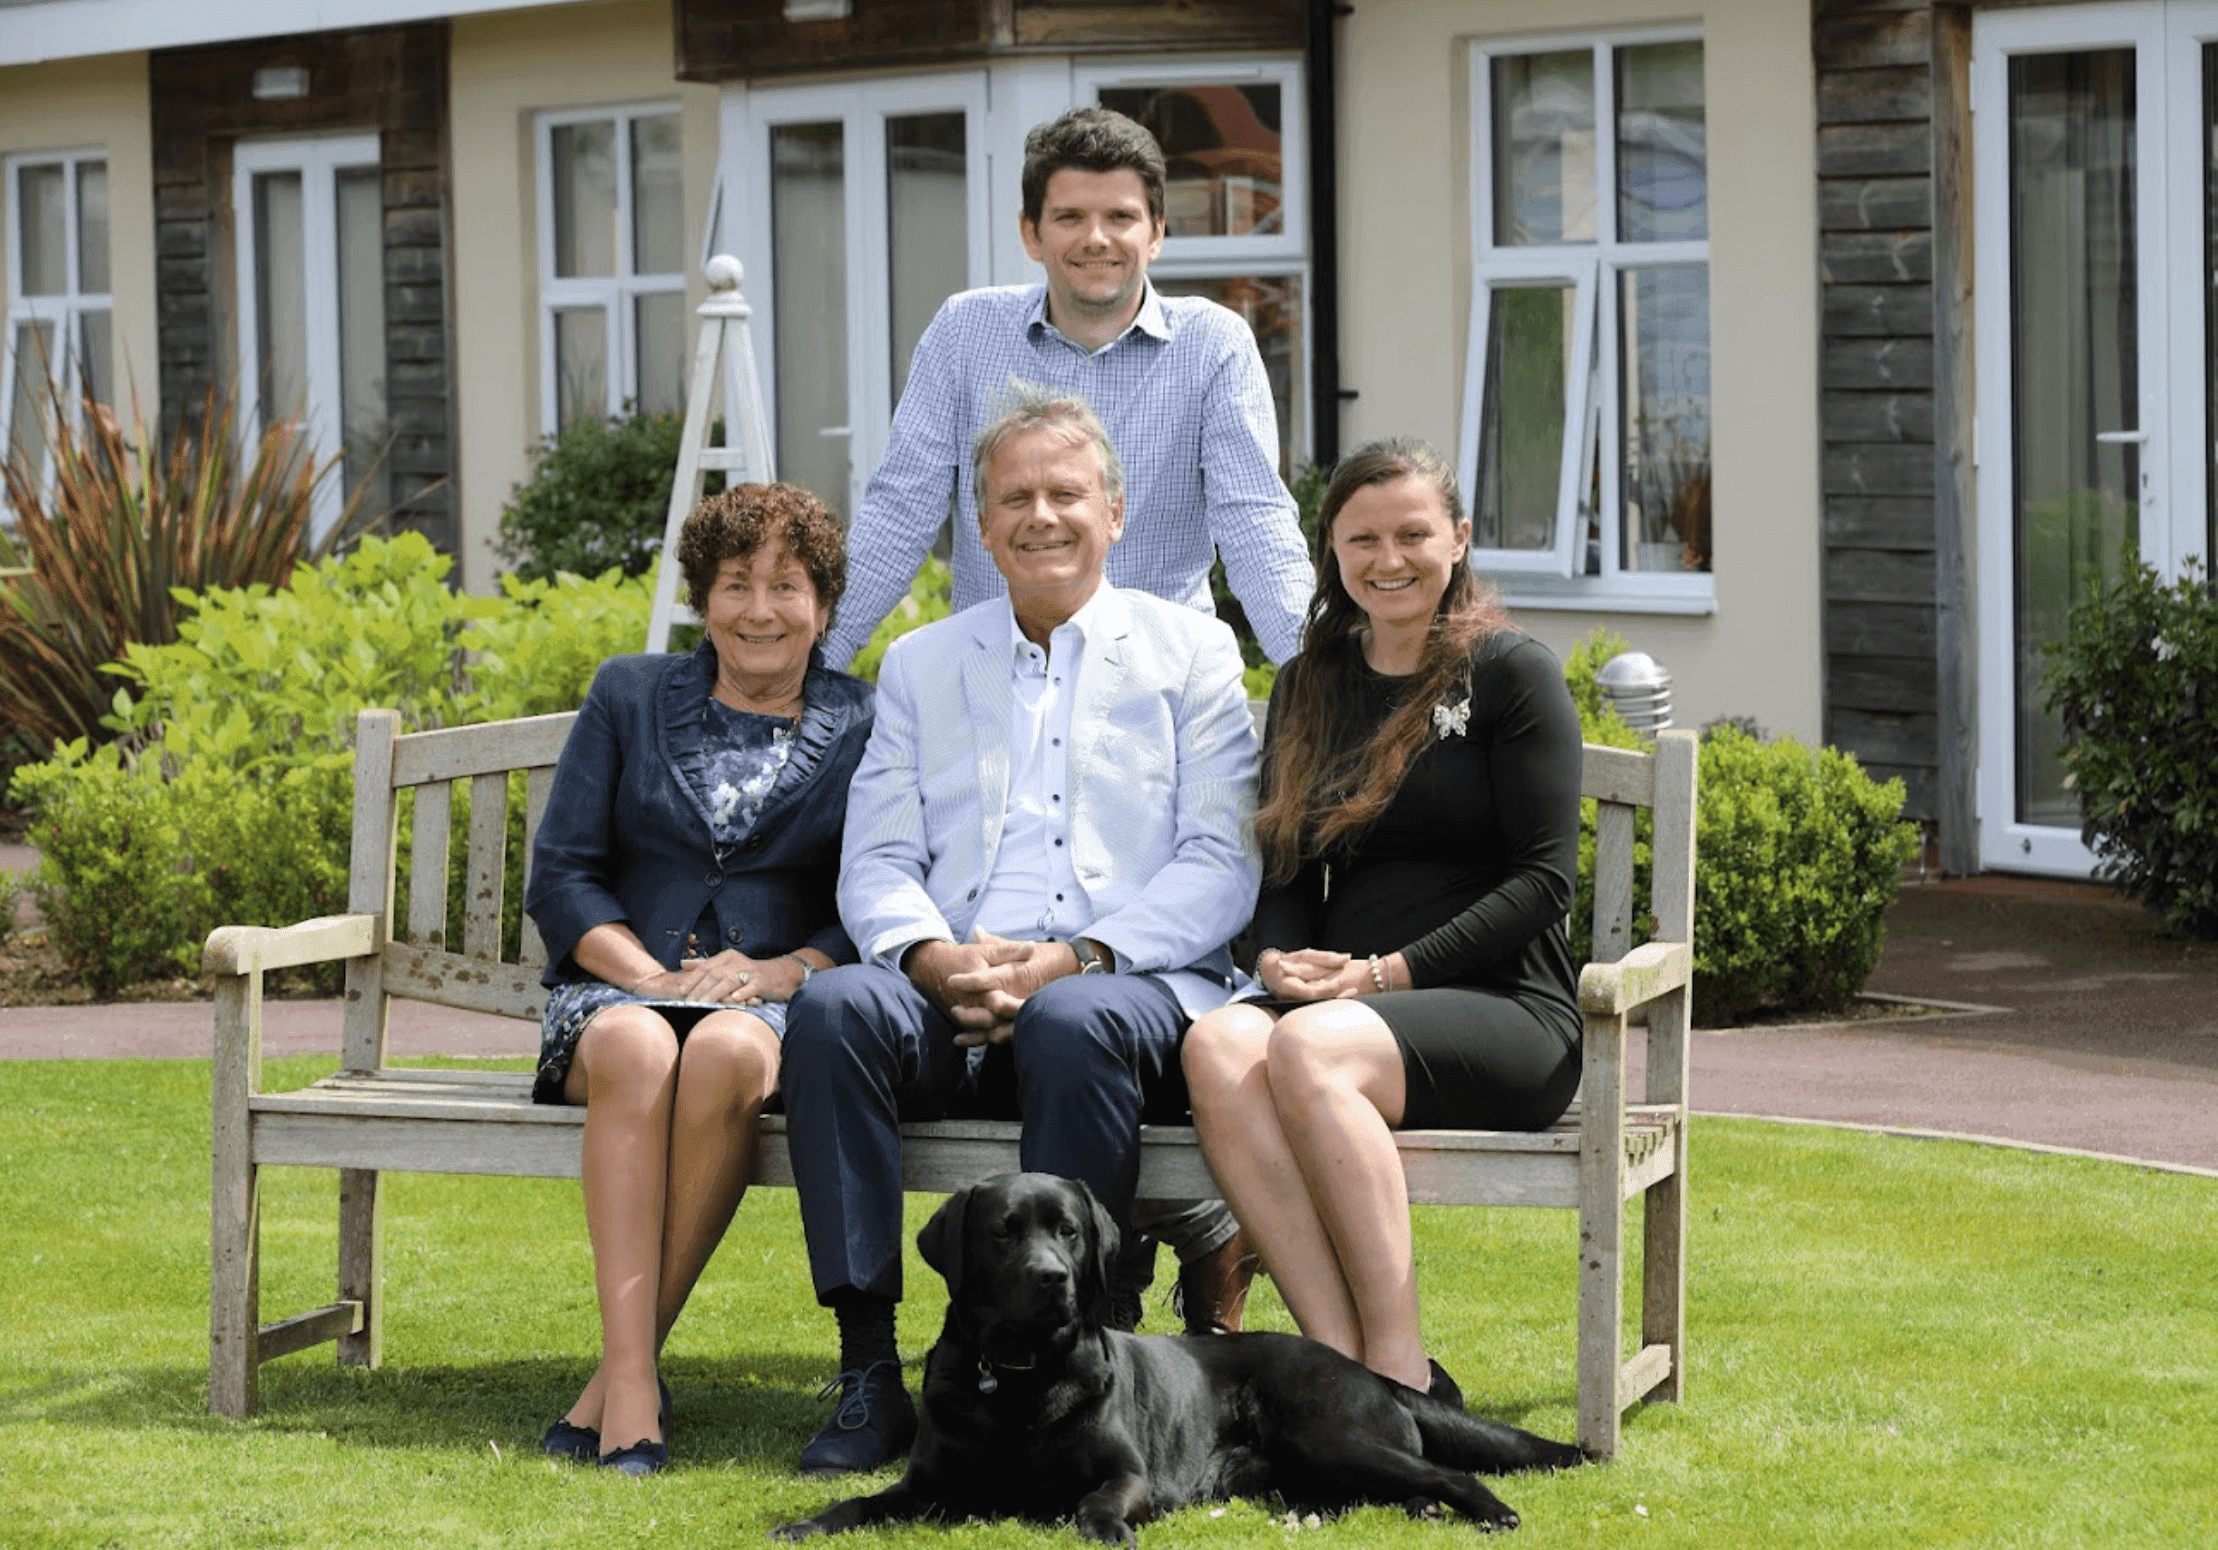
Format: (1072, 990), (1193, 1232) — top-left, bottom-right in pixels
(821, 282), (1313, 669)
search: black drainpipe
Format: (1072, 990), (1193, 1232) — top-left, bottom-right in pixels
(1305, 0), (1350, 469)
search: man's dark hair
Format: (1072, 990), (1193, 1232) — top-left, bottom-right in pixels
(1020, 106), (1167, 228)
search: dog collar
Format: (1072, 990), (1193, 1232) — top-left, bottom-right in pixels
(976, 1352), (1038, 1393)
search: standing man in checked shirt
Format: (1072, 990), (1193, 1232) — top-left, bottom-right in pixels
(818, 105), (1315, 671)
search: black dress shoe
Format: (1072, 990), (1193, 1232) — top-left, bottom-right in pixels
(1172, 1228), (1261, 1335)
(797, 1359), (915, 1476)
(541, 1417), (598, 1461)
(597, 1438), (668, 1477)
(1426, 1357), (1465, 1409)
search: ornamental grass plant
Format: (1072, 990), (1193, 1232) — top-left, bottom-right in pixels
(0, 384), (360, 755)
(0, 1056), (2210, 1546)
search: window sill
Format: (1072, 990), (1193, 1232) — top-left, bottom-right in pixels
(1494, 578), (1717, 617)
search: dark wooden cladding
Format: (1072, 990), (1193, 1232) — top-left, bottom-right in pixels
(149, 24), (455, 551)
(675, 0), (1302, 80)
(1817, 3), (1943, 824)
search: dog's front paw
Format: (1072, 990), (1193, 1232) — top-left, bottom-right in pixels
(1473, 1502), (1520, 1534)
(769, 1517), (825, 1541)
(1075, 1508), (1138, 1548)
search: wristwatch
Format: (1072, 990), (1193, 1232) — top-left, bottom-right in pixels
(1067, 937), (1111, 975)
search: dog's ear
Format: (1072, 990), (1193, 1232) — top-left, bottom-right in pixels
(918, 1184), (972, 1297)
(1068, 1178), (1121, 1321)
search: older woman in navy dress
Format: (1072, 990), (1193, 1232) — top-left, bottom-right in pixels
(525, 484), (873, 1474)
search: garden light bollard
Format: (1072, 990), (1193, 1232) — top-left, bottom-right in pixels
(1598, 650), (1673, 732)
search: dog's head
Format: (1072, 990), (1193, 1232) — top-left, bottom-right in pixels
(918, 1172), (1120, 1350)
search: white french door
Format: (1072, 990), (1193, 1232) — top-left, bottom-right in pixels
(233, 134), (385, 541)
(722, 74), (991, 520)
(1973, 2), (2217, 874)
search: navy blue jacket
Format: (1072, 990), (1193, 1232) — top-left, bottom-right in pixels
(526, 642), (876, 988)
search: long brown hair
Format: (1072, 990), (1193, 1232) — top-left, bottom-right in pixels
(1254, 438), (1511, 882)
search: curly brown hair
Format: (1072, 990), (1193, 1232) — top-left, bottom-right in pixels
(1021, 106), (1167, 228)
(1253, 438), (1512, 882)
(676, 482), (848, 626)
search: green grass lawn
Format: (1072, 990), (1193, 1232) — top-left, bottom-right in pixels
(1, 1054), (2212, 1548)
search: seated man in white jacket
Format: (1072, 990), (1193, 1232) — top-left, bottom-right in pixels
(780, 381), (1264, 1475)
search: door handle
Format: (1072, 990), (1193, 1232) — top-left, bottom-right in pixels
(818, 425), (853, 439)
(2095, 429), (2150, 444)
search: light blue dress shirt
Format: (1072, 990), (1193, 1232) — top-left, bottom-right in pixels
(822, 282), (1314, 668)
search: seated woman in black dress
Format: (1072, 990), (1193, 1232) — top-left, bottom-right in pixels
(525, 484), (873, 1474)
(1182, 437), (1582, 1400)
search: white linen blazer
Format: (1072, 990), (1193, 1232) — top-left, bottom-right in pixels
(837, 585), (1261, 1015)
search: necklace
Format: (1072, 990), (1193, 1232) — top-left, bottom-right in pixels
(716, 680), (804, 719)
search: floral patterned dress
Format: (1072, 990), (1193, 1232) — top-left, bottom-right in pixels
(533, 699), (802, 1100)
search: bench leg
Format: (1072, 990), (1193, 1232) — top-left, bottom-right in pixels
(337, 1168), (383, 1368)
(1576, 1013), (1627, 1459)
(211, 973), (260, 1418)
(1641, 1135), (1688, 1404)
(211, 1134), (260, 1417)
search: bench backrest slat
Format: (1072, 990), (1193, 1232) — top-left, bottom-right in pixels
(1589, 800), (1636, 966)
(407, 780), (452, 950)
(463, 770), (509, 962)
(520, 764), (558, 969)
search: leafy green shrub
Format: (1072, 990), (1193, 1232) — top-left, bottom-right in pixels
(2043, 551), (2218, 936)
(0, 386), (348, 752)
(496, 410), (712, 582)
(1691, 724), (1921, 1025)
(1559, 628), (1918, 1026)
(0, 869), (24, 953)
(843, 557), (951, 682)
(9, 533), (654, 995)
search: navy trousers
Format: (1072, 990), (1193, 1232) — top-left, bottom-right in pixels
(781, 963), (1195, 1303)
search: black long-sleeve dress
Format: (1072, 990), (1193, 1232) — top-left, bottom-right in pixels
(1250, 631), (1584, 1130)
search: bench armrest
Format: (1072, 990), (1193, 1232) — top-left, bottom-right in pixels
(204, 914), (380, 977)
(1577, 940), (1693, 1017)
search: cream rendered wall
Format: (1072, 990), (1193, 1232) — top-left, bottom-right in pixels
(0, 52), (157, 432)
(1338, 0), (1822, 742)
(449, 0), (718, 592)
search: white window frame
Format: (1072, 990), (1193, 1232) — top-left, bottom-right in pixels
(1465, 28), (1714, 613)
(231, 133), (380, 543)
(727, 71), (994, 516)
(1075, 55), (1312, 468)
(3, 149), (113, 497)
(535, 101), (688, 433)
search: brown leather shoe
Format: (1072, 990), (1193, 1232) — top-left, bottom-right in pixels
(1173, 1228), (1260, 1335)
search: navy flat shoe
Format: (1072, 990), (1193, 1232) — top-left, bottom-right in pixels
(541, 1417), (599, 1461)
(597, 1438), (668, 1477)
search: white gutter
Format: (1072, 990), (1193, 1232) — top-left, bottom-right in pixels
(0, 0), (604, 68)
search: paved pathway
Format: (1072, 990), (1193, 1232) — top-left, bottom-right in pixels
(3, 868), (2214, 1177)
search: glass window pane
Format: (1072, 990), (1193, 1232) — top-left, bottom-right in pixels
(1492, 52), (1596, 246)
(336, 165), (387, 519)
(252, 170), (308, 427)
(635, 291), (686, 417)
(1475, 284), (1573, 552)
(887, 111), (967, 404)
(76, 160), (110, 294)
(2009, 50), (2139, 827)
(770, 121), (849, 515)
(630, 113), (684, 276)
(551, 120), (617, 279)
(1151, 273), (1303, 474)
(77, 309), (112, 410)
(1618, 266), (1711, 575)
(2206, 43), (2216, 569)
(1617, 42), (1706, 242)
(1097, 84), (1282, 237)
(554, 306), (608, 427)
(17, 164), (66, 295)
(9, 320), (55, 470)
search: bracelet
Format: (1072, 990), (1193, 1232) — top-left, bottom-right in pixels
(782, 952), (816, 985)
(1368, 955), (1388, 994)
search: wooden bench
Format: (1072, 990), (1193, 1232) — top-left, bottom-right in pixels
(208, 707), (1696, 1456)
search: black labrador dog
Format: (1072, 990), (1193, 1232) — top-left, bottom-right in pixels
(772, 1173), (1585, 1544)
